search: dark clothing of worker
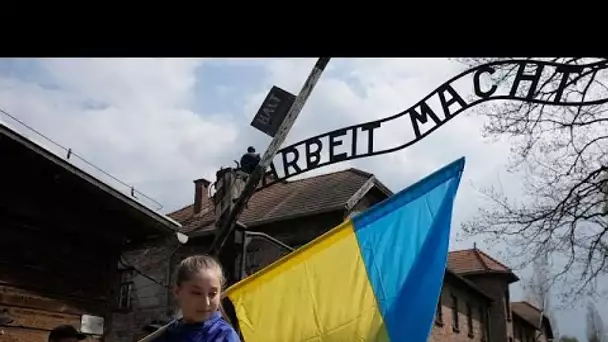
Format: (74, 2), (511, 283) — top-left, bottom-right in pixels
(240, 152), (260, 174)
(48, 325), (86, 342)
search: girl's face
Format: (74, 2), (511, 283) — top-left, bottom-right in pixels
(174, 269), (222, 323)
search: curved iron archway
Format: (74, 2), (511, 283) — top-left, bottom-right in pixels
(260, 59), (608, 187)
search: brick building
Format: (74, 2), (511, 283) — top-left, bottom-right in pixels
(108, 168), (392, 341)
(108, 168), (554, 342)
(0, 120), (180, 342)
(434, 248), (554, 342)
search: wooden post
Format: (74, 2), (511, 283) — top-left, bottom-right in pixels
(213, 168), (248, 285)
(208, 58), (331, 265)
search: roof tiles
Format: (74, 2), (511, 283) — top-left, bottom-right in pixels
(168, 168), (385, 233)
(512, 301), (544, 329)
(447, 248), (513, 274)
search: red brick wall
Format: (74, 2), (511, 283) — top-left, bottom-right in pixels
(107, 237), (178, 342)
(512, 316), (537, 342)
(464, 274), (513, 342)
(430, 282), (490, 342)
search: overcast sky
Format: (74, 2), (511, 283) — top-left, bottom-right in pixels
(0, 58), (605, 340)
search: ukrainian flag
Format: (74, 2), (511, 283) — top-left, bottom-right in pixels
(225, 157), (465, 342)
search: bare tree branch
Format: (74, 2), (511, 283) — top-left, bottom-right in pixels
(459, 57), (608, 303)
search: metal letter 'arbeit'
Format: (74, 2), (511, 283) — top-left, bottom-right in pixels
(260, 59), (608, 188)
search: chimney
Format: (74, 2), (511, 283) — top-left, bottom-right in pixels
(193, 178), (211, 214)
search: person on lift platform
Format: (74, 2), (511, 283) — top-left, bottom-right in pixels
(239, 146), (260, 174)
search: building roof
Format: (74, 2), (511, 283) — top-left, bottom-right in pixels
(512, 301), (554, 338)
(169, 168), (516, 302)
(444, 269), (494, 301)
(0, 122), (181, 241)
(447, 248), (519, 282)
(169, 168), (392, 234)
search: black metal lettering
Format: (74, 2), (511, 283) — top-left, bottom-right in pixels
(262, 162), (280, 186)
(281, 146), (301, 176)
(329, 129), (348, 162)
(360, 122), (381, 154)
(554, 65), (584, 103)
(408, 102), (441, 139)
(305, 138), (323, 169)
(473, 65), (498, 99)
(255, 60), (608, 187)
(351, 126), (358, 157)
(437, 84), (467, 119)
(268, 162), (279, 179)
(509, 62), (544, 99)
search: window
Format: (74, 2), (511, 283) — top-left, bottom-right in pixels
(435, 293), (443, 326)
(118, 282), (132, 310)
(466, 302), (474, 337)
(451, 293), (459, 332)
(117, 269), (134, 311)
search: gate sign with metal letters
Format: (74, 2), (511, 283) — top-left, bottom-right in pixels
(259, 59), (608, 186)
(251, 86), (296, 138)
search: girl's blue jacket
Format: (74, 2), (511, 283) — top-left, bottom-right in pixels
(152, 312), (240, 342)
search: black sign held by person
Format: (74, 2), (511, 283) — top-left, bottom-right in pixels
(258, 59), (608, 186)
(251, 86), (296, 138)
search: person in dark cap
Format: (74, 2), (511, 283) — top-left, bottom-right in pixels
(239, 146), (260, 174)
(48, 325), (86, 342)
